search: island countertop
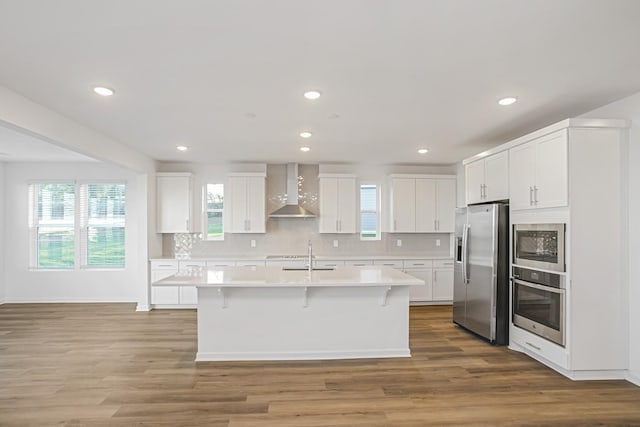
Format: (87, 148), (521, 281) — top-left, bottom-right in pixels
(154, 265), (424, 288)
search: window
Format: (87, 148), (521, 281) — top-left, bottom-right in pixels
(29, 182), (126, 270)
(360, 184), (380, 240)
(205, 184), (224, 240)
(81, 183), (126, 268)
(29, 183), (76, 269)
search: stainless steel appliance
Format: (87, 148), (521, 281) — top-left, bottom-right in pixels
(453, 204), (509, 344)
(513, 223), (565, 272)
(512, 266), (565, 346)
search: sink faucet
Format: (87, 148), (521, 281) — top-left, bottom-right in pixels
(307, 240), (313, 272)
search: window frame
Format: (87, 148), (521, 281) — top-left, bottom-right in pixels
(359, 183), (381, 241)
(204, 183), (224, 241)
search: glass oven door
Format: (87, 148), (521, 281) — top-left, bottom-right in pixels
(513, 224), (565, 272)
(513, 279), (565, 346)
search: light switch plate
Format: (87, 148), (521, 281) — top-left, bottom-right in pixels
(436, 239), (441, 247)
(396, 239), (402, 247)
(250, 239), (256, 248)
(333, 240), (339, 248)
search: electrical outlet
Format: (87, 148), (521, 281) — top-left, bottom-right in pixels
(250, 239), (256, 248)
(396, 239), (402, 247)
(333, 240), (339, 248)
(436, 239), (441, 247)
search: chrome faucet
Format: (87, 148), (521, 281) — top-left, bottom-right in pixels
(307, 240), (313, 272)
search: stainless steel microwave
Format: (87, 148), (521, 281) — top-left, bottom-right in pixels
(513, 223), (565, 272)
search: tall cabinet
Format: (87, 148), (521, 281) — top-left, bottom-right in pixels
(318, 174), (357, 234)
(156, 172), (200, 233)
(227, 173), (266, 233)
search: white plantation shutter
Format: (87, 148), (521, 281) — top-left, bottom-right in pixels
(80, 183), (126, 268)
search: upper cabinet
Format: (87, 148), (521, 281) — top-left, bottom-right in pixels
(227, 173), (266, 233)
(465, 151), (509, 205)
(509, 129), (568, 211)
(318, 175), (357, 233)
(156, 173), (200, 233)
(390, 175), (456, 233)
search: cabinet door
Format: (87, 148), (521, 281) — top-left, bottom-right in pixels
(534, 130), (568, 209)
(436, 179), (456, 232)
(227, 177), (247, 232)
(391, 178), (415, 232)
(337, 178), (357, 233)
(509, 143), (537, 210)
(415, 179), (437, 232)
(179, 286), (198, 305)
(319, 178), (339, 233)
(245, 177), (265, 233)
(404, 269), (433, 302)
(151, 286), (180, 304)
(484, 151), (509, 202)
(432, 268), (454, 301)
(465, 160), (485, 205)
(157, 175), (191, 233)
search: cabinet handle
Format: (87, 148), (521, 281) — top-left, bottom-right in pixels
(525, 341), (542, 351)
(529, 186), (534, 206)
(394, 220), (397, 231)
(533, 186), (538, 205)
(185, 219), (189, 230)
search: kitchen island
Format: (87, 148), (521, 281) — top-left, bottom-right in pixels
(155, 265), (422, 361)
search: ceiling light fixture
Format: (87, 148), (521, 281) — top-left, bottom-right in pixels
(300, 146), (311, 152)
(303, 90), (322, 100)
(93, 86), (115, 96)
(498, 97), (517, 106)
(176, 145), (189, 151)
(418, 148), (429, 154)
(299, 131), (313, 138)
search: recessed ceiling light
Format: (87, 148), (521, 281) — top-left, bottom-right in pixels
(418, 148), (429, 154)
(299, 131), (313, 139)
(93, 86), (114, 96)
(498, 97), (517, 106)
(176, 145), (189, 151)
(303, 90), (322, 100)
(300, 146), (311, 152)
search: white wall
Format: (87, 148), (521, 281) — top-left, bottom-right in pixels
(0, 161), (5, 303)
(4, 162), (142, 303)
(580, 90), (640, 385)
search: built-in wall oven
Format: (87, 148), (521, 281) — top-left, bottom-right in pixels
(512, 266), (565, 346)
(513, 223), (565, 272)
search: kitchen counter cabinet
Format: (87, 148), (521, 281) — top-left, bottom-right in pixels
(156, 173), (200, 233)
(465, 151), (509, 205)
(227, 173), (266, 233)
(318, 175), (357, 234)
(156, 265), (420, 361)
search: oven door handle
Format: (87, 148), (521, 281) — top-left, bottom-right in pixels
(513, 278), (564, 294)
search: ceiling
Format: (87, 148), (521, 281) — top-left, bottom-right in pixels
(1, 0), (640, 165)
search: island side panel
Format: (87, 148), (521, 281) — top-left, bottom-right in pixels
(196, 285), (410, 361)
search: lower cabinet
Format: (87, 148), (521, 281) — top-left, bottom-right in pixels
(432, 260), (454, 301)
(150, 260), (204, 307)
(404, 259), (453, 304)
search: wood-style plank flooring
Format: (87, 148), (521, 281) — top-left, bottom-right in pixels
(1, 303), (639, 426)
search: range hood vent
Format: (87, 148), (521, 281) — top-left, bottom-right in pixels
(269, 163), (317, 218)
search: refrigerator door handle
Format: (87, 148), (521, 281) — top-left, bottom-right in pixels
(462, 223), (470, 284)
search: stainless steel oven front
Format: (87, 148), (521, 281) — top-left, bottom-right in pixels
(512, 267), (565, 346)
(513, 223), (565, 272)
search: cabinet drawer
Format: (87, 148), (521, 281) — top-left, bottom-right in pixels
(179, 260), (206, 269)
(433, 259), (454, 268)
(511, 325), (569, 369)
(404, 259), (433, 268)
(345, 260), (373, 266)
(206, 260), (236, 268)
(236, 260), (266, 267)
(315, 260), (345, 268)
(373, 260), (403, 268)
(150, 260), (179, 270)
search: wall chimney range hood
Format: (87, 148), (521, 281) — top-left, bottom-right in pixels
(269, 163), (317, 218)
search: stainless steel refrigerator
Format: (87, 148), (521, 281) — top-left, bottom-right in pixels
(453, 203), (509, 345)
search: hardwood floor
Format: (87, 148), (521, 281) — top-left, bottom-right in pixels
(1, 304), (639, 426)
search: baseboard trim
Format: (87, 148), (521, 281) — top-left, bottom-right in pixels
(3, 298), (137, 304)
(196, 348), (411, 362)
(627, 371), (640, 387)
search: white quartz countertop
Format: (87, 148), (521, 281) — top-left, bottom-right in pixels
(150, 255), (452, 262)
(154, 266), (424, 288)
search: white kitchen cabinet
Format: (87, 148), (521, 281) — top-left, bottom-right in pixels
(390, 175), (456, 233)
(373, 259), (404, 269)
(318, 175), (357, 233)
(465, 151), (509, 205)
(402, 260), (433, 303)
(150, 260), (203, 307)
(509, 129), (568, 211)
(432, 260), (454, 301)
(156, 173), (200, 233)
(227, 173), (266, 233)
